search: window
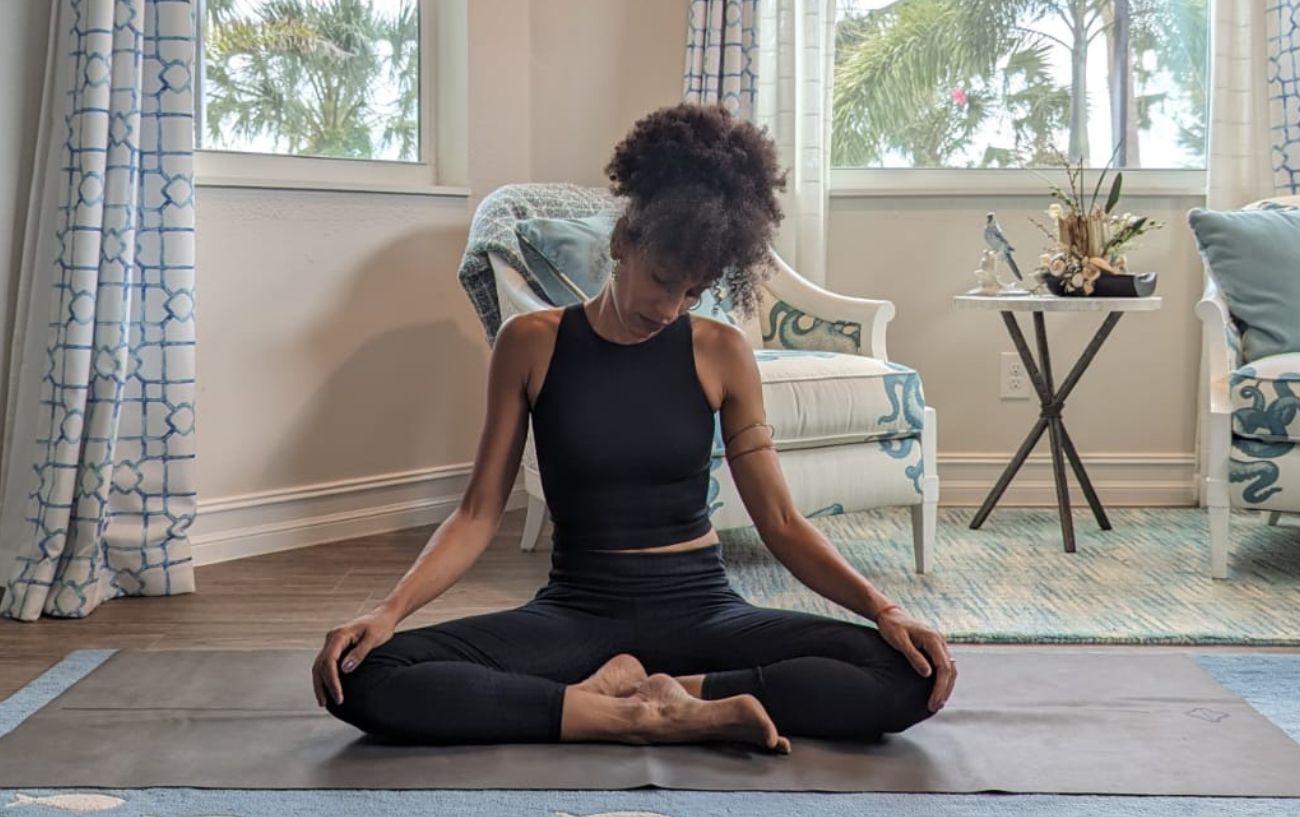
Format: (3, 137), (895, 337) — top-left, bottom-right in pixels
(831, 0), (1208, 175)
(194, 0), (468, 194)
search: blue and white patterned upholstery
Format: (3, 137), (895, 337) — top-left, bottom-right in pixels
(1231, 355), (1300, 444)
(718, 352), (926, 451)
(1227, 354), (1300, 511)
(473, 184), (938, 573)
(1197, 193), (1300, 578)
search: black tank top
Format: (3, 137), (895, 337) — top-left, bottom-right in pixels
(529, 301), (716, 551)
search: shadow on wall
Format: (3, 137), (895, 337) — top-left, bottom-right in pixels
(262, 222), (490, 488)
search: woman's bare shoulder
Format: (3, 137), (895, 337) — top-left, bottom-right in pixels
(688, 313), (746, 355)
(499, 306), (565, 348)
(499, 307), (567, 405)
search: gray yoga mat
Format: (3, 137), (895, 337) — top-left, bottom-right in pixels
(2, 647), (1300, 795)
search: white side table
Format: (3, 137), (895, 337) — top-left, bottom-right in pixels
(952, 294), (1163, 553)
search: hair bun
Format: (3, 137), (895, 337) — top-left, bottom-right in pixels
(603, 102), (787, 323)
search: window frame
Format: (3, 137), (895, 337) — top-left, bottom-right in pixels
(193, 0), (469, 197)
(829, 167), (1206, 198)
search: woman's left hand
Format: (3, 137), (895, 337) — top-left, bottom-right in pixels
(875, 607), (957, 712)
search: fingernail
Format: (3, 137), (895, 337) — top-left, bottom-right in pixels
(342, 660), (355, 672)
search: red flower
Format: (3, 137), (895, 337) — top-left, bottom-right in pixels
(951, 87), (967, 106)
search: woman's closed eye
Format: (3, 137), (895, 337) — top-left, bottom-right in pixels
(654, 274), (705, 302)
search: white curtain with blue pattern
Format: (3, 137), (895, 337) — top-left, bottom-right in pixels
(683, 0), (758, 119)
(1205, 1), (1298, 209)
(682, 0), (837, 287)
(0, 0), (198, 621)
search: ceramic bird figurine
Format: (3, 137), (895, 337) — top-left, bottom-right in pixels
(983, 212), (1022, 281)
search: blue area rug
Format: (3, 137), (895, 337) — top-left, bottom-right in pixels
(1, 649), (1298, 815)
(721, 508), (1300, 645)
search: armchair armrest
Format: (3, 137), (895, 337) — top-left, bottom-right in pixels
(761, 246), (896, 360)
(1194, 271), (1240, 418)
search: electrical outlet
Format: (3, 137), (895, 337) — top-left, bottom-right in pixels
(1001, 353), (1031, 399)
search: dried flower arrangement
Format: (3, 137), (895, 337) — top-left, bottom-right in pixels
(1030, 147), (1163, 296)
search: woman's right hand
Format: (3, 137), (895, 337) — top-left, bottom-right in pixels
(312, 607), (398, 707)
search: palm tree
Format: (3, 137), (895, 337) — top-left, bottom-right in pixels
(833, 0), (1204, 168)
(202, 0), (419, 161)
(1129, 0), (1207, 160)
(833, 0), (1034, 167)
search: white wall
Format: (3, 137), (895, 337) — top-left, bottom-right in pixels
(193, 0), (690, 499)
(830, 193), (1203, 451)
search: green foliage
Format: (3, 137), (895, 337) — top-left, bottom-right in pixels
(202, 0), (419, 161)
(1129, 0), (1208, 158)
(833, 0), (1207, 168)
(1104, 172), (1123, 214)
(832, 0), (1029, 167)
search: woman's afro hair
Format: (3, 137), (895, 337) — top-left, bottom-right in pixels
(603, 102), (788, 321)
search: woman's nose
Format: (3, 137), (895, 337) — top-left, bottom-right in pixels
(658, 296), (699, 322)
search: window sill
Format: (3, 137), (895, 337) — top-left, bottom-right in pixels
(830, 167), (1206, 198)
(194, 175), (471, 198)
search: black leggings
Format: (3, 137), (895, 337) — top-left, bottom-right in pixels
(325, 543), (937, 744)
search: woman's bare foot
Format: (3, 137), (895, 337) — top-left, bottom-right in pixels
(573, 653), (649, 697)
(629, 673), (791, 754)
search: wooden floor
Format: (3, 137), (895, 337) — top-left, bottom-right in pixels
(2, 506), (1296, 700)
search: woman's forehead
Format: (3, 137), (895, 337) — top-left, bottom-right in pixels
(644, 257), (711, 285)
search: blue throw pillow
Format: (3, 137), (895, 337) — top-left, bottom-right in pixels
(513, 214), (743, 328)
(1188, 207), (1300, 363)
(514, 215), (617, 305)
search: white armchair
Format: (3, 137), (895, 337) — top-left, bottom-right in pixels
(483, 185), (939, 573)
(1195, 197), (1300, 579)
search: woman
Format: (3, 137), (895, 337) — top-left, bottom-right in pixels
(313, 103), (957, 754)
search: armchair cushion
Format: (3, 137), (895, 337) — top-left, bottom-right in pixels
(708, 350), (925, 456)
(1188, 207), (1300, 363)
(1231, 353), (1300, 444)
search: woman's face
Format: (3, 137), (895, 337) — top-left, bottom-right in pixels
(614, 249), (710, 333)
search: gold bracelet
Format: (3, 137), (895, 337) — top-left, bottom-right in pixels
(726, 442), (776, 462)
(724, 420), (773, 447)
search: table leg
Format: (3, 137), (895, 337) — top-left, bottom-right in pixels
(972, 310), (1124, 550)
(970, 416), (1051, 529)
(1033, 312), (1075, 552)
(1057, 421), (1112, 530)
(1046, 417), (1076, 552)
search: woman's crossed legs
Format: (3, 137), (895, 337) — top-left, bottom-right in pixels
(635, 589), (939, 741)
(324, 586), (935, 746)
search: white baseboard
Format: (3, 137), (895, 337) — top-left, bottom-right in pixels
(937, 452), (1197, 507)
(190, 453), (1196, 565)
(189, 465), (529, 566)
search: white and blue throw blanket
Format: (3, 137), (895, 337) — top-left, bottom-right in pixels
(457, 183), (622, 347)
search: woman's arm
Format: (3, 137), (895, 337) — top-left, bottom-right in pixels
(373, 313), (536, 625)
(759, 518), (898, 621)
(372, 509), (501, 625)
(710, 323), (899, 621)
